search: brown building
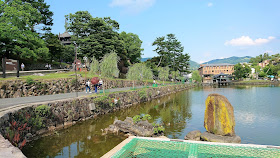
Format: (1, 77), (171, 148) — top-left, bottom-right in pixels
(198, 63), (234, 83)
(258, 60), (270, 68)
(58, 32), (71, 45)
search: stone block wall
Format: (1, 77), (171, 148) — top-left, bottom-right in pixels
(0, 83), (196, 150)
(0, 78), (152, 98)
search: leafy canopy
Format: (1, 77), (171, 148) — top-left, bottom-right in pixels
(100, 51), (120, 78)
(192, 70), (202, 83)
(90, 56), (99, 75)
(127, 63), (153, 81)
(0, 0), (49, 60)
(152, 34), (190, 76)
(120, 31), (143, 64)
(65, 11), (126, 61)
(158, 66), (170, 81)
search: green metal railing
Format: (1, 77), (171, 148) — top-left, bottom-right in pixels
(112, 138), (280, 158)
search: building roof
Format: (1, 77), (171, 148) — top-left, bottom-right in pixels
(213, 73), (232, 78)
(198, 63), (234, 69)
(201, 63), (234, 67)
(59, 32), (71, 38)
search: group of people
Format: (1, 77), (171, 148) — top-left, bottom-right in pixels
(85, 79), (103, 93)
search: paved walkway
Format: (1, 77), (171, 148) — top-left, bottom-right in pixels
(0, 86), (146, 111)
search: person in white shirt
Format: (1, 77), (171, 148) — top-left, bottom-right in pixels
(85, 80), (91, 93)
(99, 79), (103, 88)
(21, 63), (25, 71)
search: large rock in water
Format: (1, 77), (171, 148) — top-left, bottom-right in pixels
(201, 132), (241, 143)
(204, 94), (235, 136)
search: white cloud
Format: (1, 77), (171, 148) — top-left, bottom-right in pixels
(225, 36), (275, 46)
(207, 2), (213, 7)
(110, 0), (156, 14)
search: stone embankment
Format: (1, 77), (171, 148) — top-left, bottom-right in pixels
(231, 81), (279, 85)
(0, 78), (152, 98)
(0, 83), (196, 157)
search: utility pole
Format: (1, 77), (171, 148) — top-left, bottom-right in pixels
(74, 42), (78, 98)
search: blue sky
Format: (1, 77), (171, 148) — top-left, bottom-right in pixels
(46, 0), (280, 63)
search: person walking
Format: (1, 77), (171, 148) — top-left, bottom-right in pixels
(99, 79), (103, 88)
(85, 80), (91, 93)
(21, 63), (25, 71)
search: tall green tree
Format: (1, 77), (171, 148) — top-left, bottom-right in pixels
(249, 53), (270, 65)
(233, 63), (251, 79)
(61, 45), (75, 63)
(42, 33), (63, 63)
(65, 11), (126, 61)
(120, 31), (143, 64)
(152, 34), (189, 77)
(100, 51), (120, 78)
(89, 56), (99, 75)
(5, 0), (53, 32)
(127, 63), (153, 81)
(158, 66), (170, 82)
(0, 0), (49, 60)
(192, 70), (202, 83)
(174, 53), (190, 75)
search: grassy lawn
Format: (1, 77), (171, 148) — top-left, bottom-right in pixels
(0, 71), (174, 84)
(237, 80), (272, 83)
(0, 71), (98, 81)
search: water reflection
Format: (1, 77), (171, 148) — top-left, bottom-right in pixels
(23, 85), (280, 158)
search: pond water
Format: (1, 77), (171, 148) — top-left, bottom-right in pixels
(22, 85), (280, 158)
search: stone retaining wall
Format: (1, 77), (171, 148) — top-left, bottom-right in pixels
(0, 83), (196, 157)
(231, 81), (279, 85)
(0, 78), (153, 98)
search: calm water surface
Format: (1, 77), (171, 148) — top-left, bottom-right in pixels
(22, 85), (280, 158)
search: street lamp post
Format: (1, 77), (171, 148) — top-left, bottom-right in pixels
(74, 42), (78, 97)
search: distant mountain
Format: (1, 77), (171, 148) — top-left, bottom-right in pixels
(141, 57), (151, 62)
(202, 56), (252, 65)
(189, 60), (200, 70)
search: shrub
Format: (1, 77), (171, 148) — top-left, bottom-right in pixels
(142, 114), (152, 121)
(138, 89), (147, 100)
(153, 123), (165, 135)
(26, 77), (35, 85)
(132, 115), (141, 123)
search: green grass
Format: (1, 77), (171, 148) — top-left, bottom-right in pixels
(0, 71), (173, 85)
(237, 80), (272, 83)
(0, 71), (98, 81)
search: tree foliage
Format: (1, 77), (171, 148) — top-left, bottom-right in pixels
(42, 33), (63, 62)
(152, 34), (190, 76)
(233, 63), (251, 79)
(100, 51), (119, 78)
(65, 11), (126, 61)
(120, 31), (143, 64)
(171, 70), (180, 79)
(90, 56), (99, 75)
(127, 63), (153, 81)
(249, 53), (270, 65)
(5, 0), (53, 32)
(0, 0), (50, 60)
(60, 45), (75, 63)
(192, 70), (202, 83)
(158, 66), (170, 81)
